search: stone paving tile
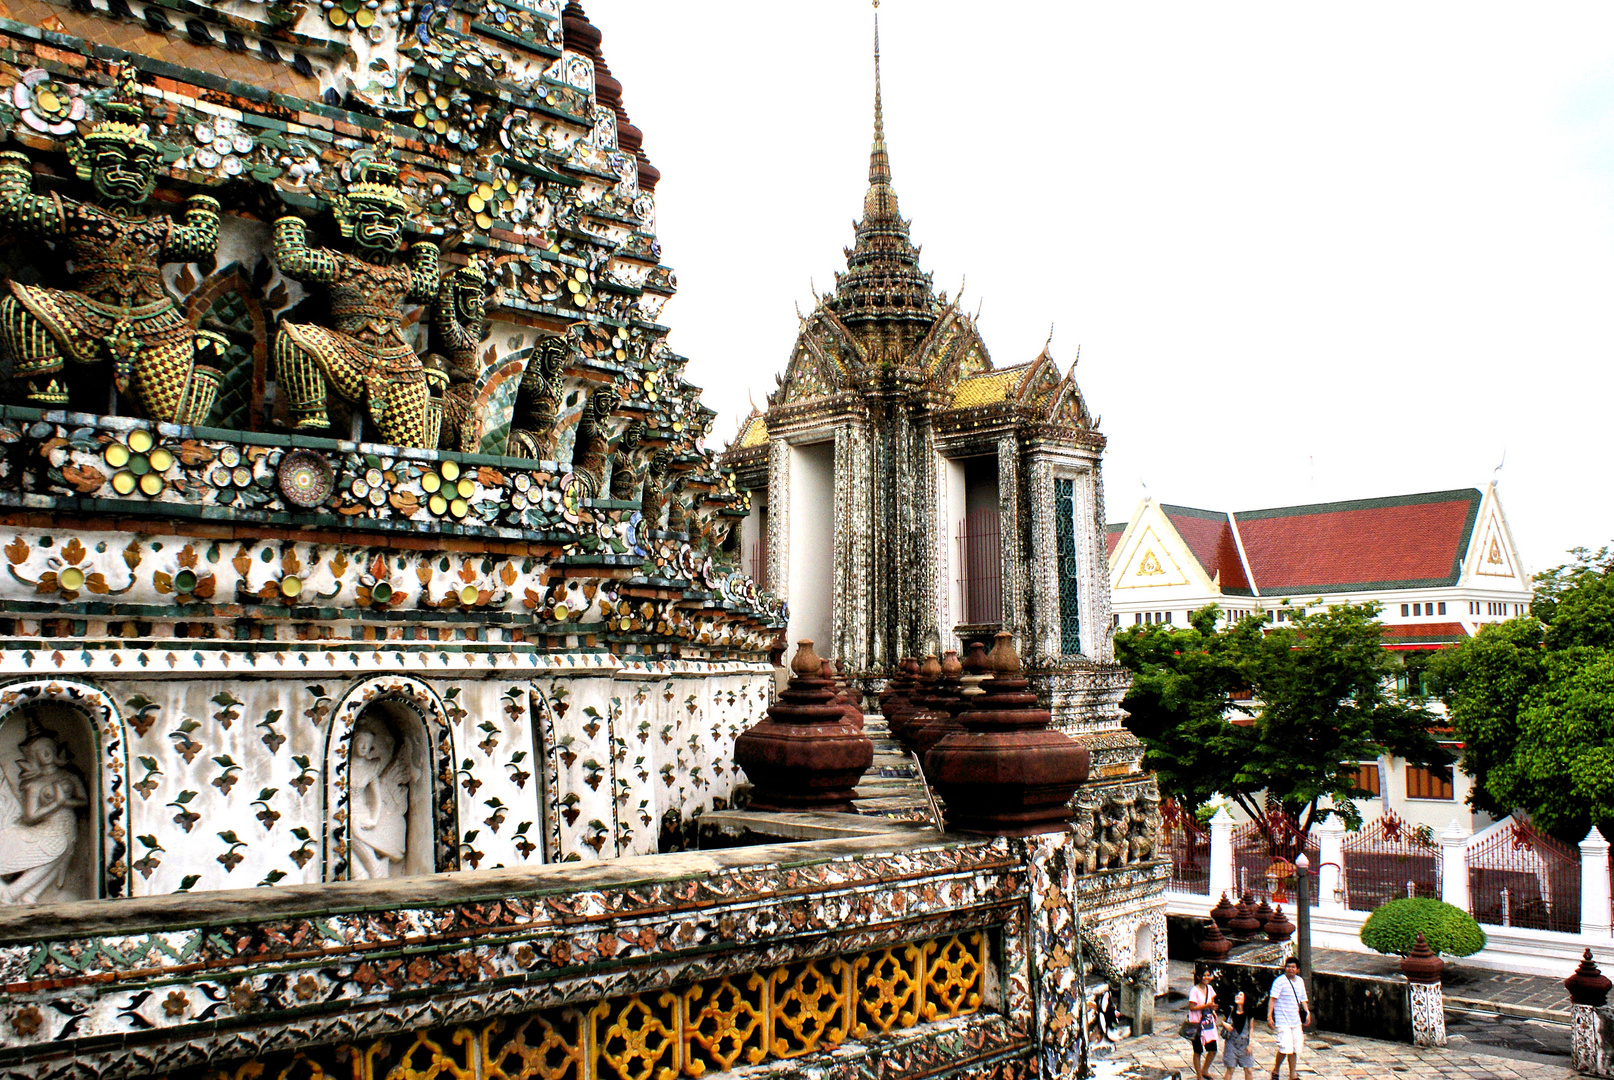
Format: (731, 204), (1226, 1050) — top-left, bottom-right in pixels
(1175, 944), (1573, 1019)
(1118, 1027), (1577, 1079)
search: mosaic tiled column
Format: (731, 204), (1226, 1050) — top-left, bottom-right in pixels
(1025, 454), (1060, 659)
(1026, 831), (1083, 1080)
(832, 422), (873, 674)
(997, 434), (1023, 646)
(767, 436), (790, 604)
(1086, 464), (1114, 662)
(918, 418), (942, 658)
(1573, 1004), (1599, 1075)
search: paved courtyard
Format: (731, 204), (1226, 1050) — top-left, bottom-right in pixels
(1117, 1025), (1577, 1079)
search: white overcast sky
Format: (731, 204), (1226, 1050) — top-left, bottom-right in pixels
(590, 2), (1614, 576)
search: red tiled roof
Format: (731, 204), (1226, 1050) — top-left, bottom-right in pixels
(1382, 621), (1471, 648)
(1160, 505), (1251, 594)
(1235, 490), (1482, 595)
(1106, 523), (1125, 558)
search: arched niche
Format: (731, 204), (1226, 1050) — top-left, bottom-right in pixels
(323, 678), (458, 882)
(0, 678), (128, 903)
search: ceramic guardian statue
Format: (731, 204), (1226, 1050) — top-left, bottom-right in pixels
(273, 151), (439, 448)
(0, 63), (225, 421)
(426, 259), (489, 453)
(507, 333), (567, 459)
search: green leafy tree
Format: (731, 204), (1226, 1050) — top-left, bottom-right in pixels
(1119, 601), (1446, 847)
(1113, 605), (1256, 812)
(1435, 545), (1614, 840)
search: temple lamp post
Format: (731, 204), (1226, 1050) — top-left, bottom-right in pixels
(1294, 852), (1312, 988)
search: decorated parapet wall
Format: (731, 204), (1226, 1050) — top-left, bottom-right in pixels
(0, 829), (1103, 1080)
(0, 0), (787, 905)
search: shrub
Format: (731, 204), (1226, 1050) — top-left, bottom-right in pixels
(1360, 898), (1486, 958)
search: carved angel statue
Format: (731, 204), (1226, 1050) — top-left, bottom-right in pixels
(273, 149), (439, 448)
(0, 719), (88, 904)
(348, 718), (421, 879)
(0, 62), (225, 421)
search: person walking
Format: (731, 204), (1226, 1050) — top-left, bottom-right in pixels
(1184, 963), (1219, 1079)
(1266, 957), (1310, 1080)
(1219, 989), (1257, 1080)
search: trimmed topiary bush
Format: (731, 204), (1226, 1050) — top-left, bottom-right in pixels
(1360, 898), (1486, 958)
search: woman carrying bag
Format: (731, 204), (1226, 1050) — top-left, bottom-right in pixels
(1183, 963), (1219, 1079)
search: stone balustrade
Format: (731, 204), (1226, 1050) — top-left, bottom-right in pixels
(0, 820), (1109, 1080)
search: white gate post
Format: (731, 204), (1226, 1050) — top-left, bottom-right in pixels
(1580, 826), (1611, 940)
(1440, 819), (1471, 912)
(1209, 807), (1236, 902)
(1316, 813), (1347, 910)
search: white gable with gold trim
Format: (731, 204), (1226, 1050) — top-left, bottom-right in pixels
(1108, 499), (1221, 621)
(1460, 483), (1532, 593)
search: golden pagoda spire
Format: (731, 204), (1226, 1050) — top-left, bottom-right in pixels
(864, 0), (898, 221)
(870, 0), (890, 189)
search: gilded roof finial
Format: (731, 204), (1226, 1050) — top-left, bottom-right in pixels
(863, 0), (896, 220)
(871, 0), (888, 188)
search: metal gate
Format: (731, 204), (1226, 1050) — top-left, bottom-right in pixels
(1467, 817), (1580, 933)
(1233, 813), (1320, 906)
(1162, 800), (1210, 895)
(1342, 813), (1441, 912)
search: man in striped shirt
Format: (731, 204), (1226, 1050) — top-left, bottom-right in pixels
(1266, 957), (1310, 1080)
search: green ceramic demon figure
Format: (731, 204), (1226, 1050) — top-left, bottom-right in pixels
(0, 63), (225, 421)
(273, 151), (439, 448)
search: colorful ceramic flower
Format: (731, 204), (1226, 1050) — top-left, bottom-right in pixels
(13, 70), (86, 135)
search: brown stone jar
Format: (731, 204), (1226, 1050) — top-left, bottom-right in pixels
(924, 632), (1090, 836)
(734, 640), (873, 813)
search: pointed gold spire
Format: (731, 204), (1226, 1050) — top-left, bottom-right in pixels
(829, 0), (939, 333)
(870, 0), (890, 189)
(864, 0), (898, 222)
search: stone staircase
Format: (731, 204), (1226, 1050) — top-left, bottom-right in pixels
(852, 711), (936, 822)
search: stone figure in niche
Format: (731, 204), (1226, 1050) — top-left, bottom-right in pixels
(424, 260), (489, 453)
(507, 334), (567, 459)
(570, 385), (618, 494)
(1071, 793), (1100, 874)
(1129, 791), (1161, 864)
(608, 419), (645, 501)
(273, 150), (439, 448)
(0, 719), (88, 904)
(0, 62), (225, 421)
(640, 449), (670, 531)
(1095, 797), (1128, 870)
(347, 717), (421, 879)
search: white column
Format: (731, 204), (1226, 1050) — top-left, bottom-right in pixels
(1409, 981), (1447, 1047)
(1440, 819), (1471, 912)
(1209, 807), (1237, 902)
(1580, 826), (1612, 939)
(1316, 813), (1347, 910)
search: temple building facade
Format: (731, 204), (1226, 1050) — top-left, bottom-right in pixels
(720, 9), (1167, 1006)
(1107, 482), (1533, 833)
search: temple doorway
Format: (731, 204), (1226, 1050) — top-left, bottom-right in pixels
(787, 440), (835, 654)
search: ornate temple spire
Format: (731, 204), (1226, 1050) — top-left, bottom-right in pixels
(827, 0), (939, 338)
(868, 3), (893, 200)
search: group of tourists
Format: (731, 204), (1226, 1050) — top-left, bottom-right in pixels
(1182, 957), (1312, 1080)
